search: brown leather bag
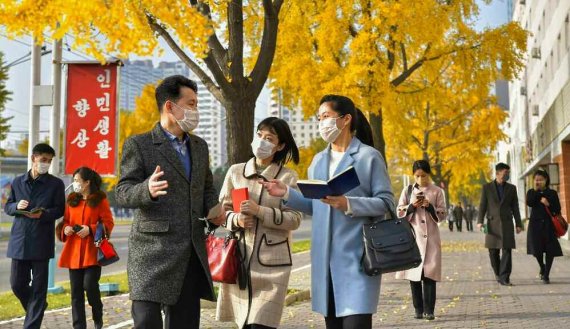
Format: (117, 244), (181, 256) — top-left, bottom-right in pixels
(55, 219), (64, 242)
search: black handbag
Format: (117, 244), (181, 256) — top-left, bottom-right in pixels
(361, 198), (422, 276)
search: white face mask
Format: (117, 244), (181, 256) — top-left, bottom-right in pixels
(251, 137), (276, 160)
(72, 182), (83, 193)
(37, 162), (50, 175)
(319, 117), (344, 143)
(172, 103), (199, 132)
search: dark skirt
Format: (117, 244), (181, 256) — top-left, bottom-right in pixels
(526, 217), (563, 257)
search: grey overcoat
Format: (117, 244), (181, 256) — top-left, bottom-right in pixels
(477, 181), (523, 249)
(116, 123), (218, 305)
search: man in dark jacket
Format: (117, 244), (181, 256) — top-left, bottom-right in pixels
(465, 205), (476, 232)
(453, 202), (464, 232)
(4, 143), (65, 329)
(116, 75), (225, 329)
(477, 163), (523, 286)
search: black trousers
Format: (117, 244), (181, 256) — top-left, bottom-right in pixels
(455, 219), (462, 232)
(10, 259), (49, 329)
(69, 266), (103, 329)
(488, 248), (512, 282)
(448, 221), (454, 232)
(410, 276), (436, 314)
(466, 220), (473, 232)
(324, 273), (372, 329)
(131, 247), (207, 329)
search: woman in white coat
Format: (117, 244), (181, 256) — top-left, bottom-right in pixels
(216, 117), (303, 329)
(262, 95), (393, 329)
(395, 160), (447, 320)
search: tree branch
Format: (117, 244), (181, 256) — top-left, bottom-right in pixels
(190, 0), (229, 76)
(248, 0), (283, 97)
(400, 42), (408, 71)
(228, 0), (245, 84)
(146, 13), (225, 100)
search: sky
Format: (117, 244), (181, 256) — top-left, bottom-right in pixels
(0, 0), (511, 148)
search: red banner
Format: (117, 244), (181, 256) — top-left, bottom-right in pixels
(64, 63), (118, 176)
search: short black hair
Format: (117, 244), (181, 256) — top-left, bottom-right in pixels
(533, 169), (550, 188)
(155, 75), (198, 113)
(73, 167), (103, 194)
(495, 162), (510, 171)
(412, 159), (431, 174)
(32, 143), (55, 157)
(257, 117), (299, 165)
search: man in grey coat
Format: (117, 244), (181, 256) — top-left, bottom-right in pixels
(116, 75), (225, 329)
(477, 163), (523, 286)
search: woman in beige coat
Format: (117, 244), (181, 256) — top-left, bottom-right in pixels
(395, 160), (447, 321)
(216, 117), (303, 329)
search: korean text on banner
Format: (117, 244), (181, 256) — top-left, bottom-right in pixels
(65, 64), (118, 175)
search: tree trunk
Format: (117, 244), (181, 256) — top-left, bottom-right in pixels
(225, 98), (256, 165)
(370, 111), (386, 161)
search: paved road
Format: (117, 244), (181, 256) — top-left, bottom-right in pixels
(0, 216), (313, 293)
(4, 225), (568, 328)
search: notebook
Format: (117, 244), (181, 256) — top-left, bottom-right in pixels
(297, 166), (360, 199)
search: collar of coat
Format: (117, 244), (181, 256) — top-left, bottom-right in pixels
(242, 157), (283, 181)
(67, 190), (107, 208)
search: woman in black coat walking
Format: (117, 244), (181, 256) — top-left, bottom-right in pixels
(526, 169), (563, 284)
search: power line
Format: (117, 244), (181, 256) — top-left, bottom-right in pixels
(0, 34), (31, 47)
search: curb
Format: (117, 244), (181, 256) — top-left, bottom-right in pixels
(200, 289), (311, 309)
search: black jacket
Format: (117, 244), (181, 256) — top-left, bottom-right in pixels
(526, 188), (563, 256)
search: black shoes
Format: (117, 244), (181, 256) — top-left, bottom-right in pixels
(414, 310), (435, 320)
(424, 313), (435, 320)
(498, 279), (512, 286)
(414, 312), (423, 319)
(542, 277), (550, 284)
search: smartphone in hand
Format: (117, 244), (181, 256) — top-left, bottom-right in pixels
(72, 225), (83, 233)
(416, 191), (425, 201)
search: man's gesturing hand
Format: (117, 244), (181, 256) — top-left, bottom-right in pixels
(148, 165), (168, 198)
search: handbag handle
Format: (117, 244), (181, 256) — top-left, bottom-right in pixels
(379, 197), (399, 222)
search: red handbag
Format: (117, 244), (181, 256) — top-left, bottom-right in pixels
(544, 206), (569, 238)
(206, 232), (239, 284)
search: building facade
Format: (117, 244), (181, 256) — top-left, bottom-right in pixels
(499, 0), (570, 237)
(267, 90), (319, 148)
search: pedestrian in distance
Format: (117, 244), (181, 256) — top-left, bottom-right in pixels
(216, 117), (303, 329)
(526, 169), (563, 284)
(261, 95), (393, 329)
(115, 75), (226, 329)
(477, 162), (523, 286)
(4, 143), (65, 329)
(395, 160), (447, 321)
(58, 167), (114, 329)
(465, 204), (475, 232)
(453, 201), (464, 232)
(447, 204), (455, 232)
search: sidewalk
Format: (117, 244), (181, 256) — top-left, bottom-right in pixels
(2, 229), (570, 328)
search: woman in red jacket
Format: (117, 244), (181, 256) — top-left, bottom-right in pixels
(58, 167), (114, 329)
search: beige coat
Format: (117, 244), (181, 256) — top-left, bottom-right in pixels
(216, 158), (302, 328)
(395, 183), (446, 282)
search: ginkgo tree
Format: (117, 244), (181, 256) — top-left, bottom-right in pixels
(271, 0), (527, 159)
(0, 0), (284, 164)
(387, 59), (507, 204)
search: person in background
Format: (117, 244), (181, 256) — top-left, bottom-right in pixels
(58, 167), (114, 329)
(526, 169), (563, 284)
(477, 162), (523, 286)
(464, 204), (475, 232)
(216, 117), (303, 329)
(453, 201), (464, 232)
(262, 95), (393, 329)
(4, 143), (65, 329)
(395, 160), (446, 321)
(447, 204), (455, 232)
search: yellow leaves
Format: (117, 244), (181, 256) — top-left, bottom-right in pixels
(0, 0), (213, 61)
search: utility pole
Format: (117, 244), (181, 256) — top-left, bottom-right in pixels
(48, 38), (64, 294)
(27, 40), (41, 169)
